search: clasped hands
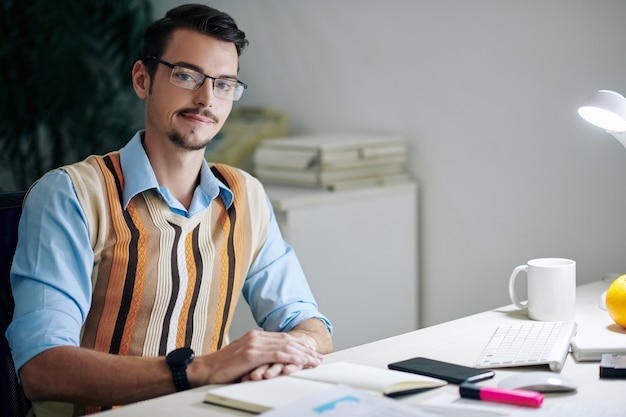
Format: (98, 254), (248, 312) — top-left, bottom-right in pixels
(187, 328), (324, 387)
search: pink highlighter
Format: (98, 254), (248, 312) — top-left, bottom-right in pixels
(459, 382), (544, 408)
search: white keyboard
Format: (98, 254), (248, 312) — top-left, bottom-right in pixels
(475, 321), (577, 372)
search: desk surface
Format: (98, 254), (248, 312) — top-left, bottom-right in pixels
(92, 279), (623, 416)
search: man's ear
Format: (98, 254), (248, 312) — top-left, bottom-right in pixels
(132, 60), (150, 100)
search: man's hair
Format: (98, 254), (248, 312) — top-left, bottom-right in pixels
(142, 4), (248, 79)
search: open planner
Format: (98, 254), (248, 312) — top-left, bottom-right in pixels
(203, 362), (446, 414)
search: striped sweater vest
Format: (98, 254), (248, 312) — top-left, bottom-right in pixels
(45, 152), (269, 416)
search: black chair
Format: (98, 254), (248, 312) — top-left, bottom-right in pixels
(0, 191), (31, 417)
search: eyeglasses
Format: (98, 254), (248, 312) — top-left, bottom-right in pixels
(146, 56), (247, 101)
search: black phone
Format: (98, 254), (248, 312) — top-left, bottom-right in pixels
(388, 356), (495, 385)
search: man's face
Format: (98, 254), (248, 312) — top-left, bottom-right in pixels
(144, 28), (239, 151)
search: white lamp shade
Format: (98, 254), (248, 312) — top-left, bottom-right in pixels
(578, 90), (626, 133)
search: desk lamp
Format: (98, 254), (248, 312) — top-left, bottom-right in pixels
(579, 90), (626, 319)
(578, 90), (626, 148)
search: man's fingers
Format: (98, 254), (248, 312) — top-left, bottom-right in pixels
(244, 364), (270, 381)
(200, 330), (324, 384)
(244, 363), (301, 381)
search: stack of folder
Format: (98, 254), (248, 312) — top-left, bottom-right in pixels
(252, 132), (412, 190)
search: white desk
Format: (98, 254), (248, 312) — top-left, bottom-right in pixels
(91, 279), (624, 416)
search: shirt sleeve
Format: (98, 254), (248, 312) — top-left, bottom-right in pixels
(6, 170), (93, 372)
(241, 197), (332, 335)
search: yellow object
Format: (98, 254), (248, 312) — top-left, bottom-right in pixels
(205, 107), (289, 172)
(606, 275), (626, 328)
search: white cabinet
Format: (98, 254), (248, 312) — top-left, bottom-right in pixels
(229, 182), (419, 350)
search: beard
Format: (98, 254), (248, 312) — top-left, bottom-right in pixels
(167, 129), (211, 151)
(167, 108), (220, 151)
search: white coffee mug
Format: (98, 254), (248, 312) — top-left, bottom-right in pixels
(508, 258), (576, 321)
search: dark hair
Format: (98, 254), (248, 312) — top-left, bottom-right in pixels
(142, 4), (248, 79)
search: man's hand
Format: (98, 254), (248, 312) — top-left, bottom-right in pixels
(241, 363), (305, 381)
(288, 318), (333, 354)
(188, 328), (323, 386)
(239, 318), (333, 382)
(18, 320), (332, 404)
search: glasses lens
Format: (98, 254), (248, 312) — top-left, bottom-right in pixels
(212, 79), (237, 100)
(232, 83), (245, 101)
(170, 67), (202, 90)
(214, 79), (246, 101)
(168, 64), (246, 101)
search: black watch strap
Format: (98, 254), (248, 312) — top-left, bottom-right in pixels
(166, 347), (194, 392)
(171, 365), (191, 392)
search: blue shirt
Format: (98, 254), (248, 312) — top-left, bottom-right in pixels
(7, 132), (331, 371)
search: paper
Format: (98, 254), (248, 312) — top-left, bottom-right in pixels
(420, 392), (626, 417)
(290, 361), (446, 394)
(259, 385), (438, 417)
(204, 362), (445, 413)
(419, 393), (513, 417)
(532, 403), (626, 417)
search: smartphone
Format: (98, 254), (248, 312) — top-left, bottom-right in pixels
(388, 356), (495, 384)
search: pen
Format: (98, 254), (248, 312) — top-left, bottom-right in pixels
(459, 382), (544, 408)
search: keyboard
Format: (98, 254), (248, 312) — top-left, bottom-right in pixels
(475, 321), (577, 372)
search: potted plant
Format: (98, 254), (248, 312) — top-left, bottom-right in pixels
(0, 0), (152, 190)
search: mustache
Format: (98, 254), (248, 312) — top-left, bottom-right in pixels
(179, 108), (219, 123)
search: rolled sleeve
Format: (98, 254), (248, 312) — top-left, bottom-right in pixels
(242, 199), (332, 335)
(6, 171), (93, 371)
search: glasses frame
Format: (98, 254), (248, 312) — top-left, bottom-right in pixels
(145, 56), (248, 101)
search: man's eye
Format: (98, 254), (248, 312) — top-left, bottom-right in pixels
(216, 80), (235, 91)
(172, 68), (199, 84)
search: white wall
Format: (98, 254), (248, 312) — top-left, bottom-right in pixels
(153, 0), (626, 327)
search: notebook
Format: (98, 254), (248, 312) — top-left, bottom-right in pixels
(204, 362), (446, 414)
(570, 334), (626, 361)
(570, 304), (626, 361)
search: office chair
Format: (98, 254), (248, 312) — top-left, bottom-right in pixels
(0, 191), (31, 417)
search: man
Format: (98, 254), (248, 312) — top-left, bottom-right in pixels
(7, 5), (332, 416)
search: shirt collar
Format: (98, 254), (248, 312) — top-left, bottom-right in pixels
(119, 131), (234, 216)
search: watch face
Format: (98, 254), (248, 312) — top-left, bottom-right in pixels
(167, 347), (195, 366)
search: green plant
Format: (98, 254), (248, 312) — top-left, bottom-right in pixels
(0, 0), (152, 190)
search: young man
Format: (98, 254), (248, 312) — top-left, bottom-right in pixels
(7, 5), (332, 416)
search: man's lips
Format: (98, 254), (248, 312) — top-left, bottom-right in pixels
(179, 109), (218, 124)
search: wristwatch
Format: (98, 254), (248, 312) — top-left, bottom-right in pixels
(166, 347), (195, 391)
